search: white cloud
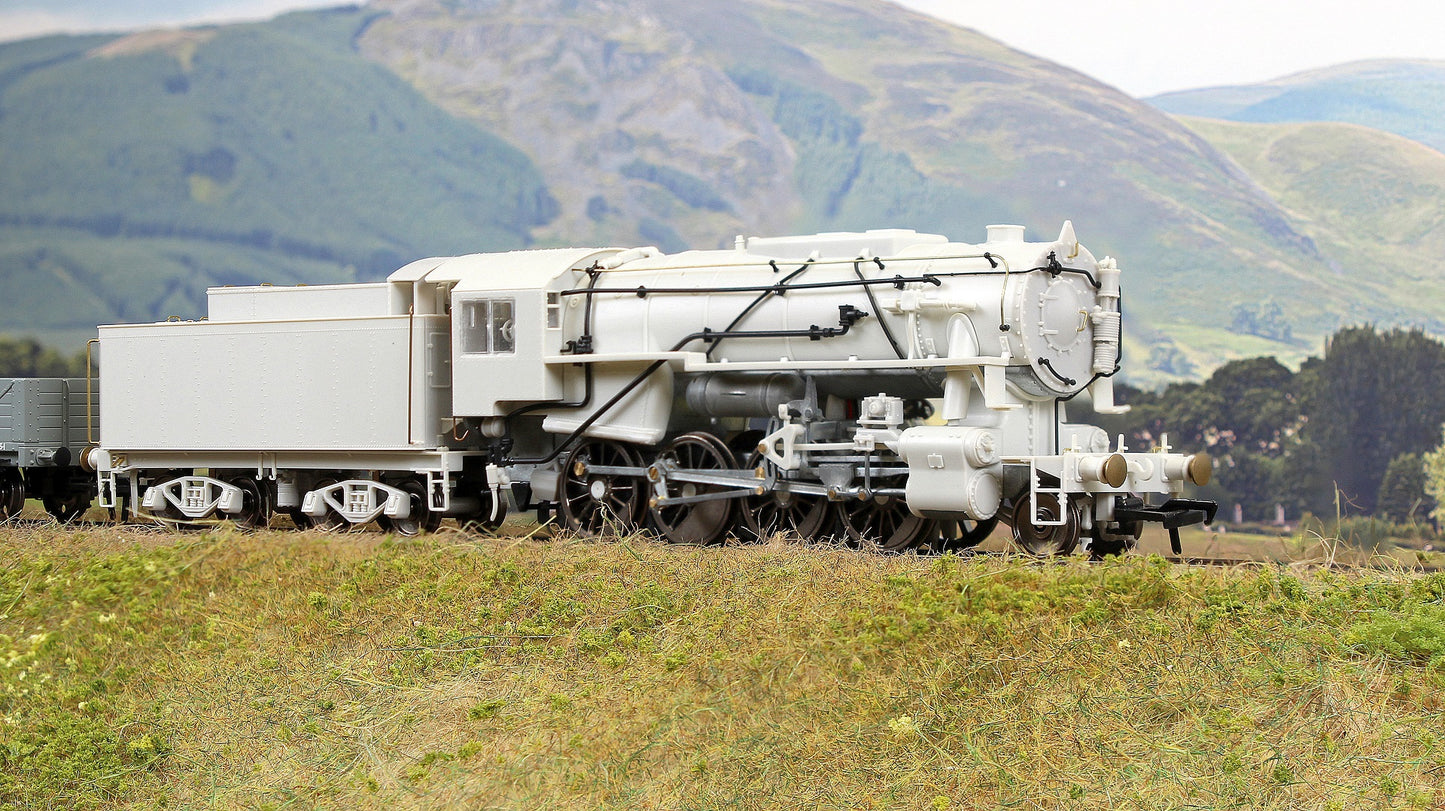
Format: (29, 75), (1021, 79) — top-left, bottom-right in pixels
(0, 10), (105, 41)
(893, 0), (1445, 96)
(0, 0), (353, 43)
(5, 0), (1443, 95)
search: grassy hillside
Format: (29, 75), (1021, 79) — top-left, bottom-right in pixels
(6, 6), (1445, 379)
(359, 0), (1443, 383)
(1177, 117), (1445, 332)
(3, 525), (1444, 808)
(0, 7), (554, 347)
(1150, 60), (1445, 154)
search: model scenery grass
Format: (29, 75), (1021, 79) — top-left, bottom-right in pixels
(3, 522), (1443, 809)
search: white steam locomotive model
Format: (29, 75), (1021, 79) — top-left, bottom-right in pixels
(79, 221), (1213, 555)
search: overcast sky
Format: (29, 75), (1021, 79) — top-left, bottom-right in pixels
(2, 0), (1443, 96)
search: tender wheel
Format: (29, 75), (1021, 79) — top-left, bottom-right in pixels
(1011, 494), (1082, 556)
(0, 469), (25, 519)
(927, 515), (1001, 554)
(458, 489), (509, 534)
(305, 478), (350, 532)
(144, 471), (199, 530)
(224, 476), (270, 530)
(739, 452), (830, 543)
(149, 499), (204, 531)
(1088, 521), (1143, 559)
(559, 440), (646, 536)
(44, 491), (92, 523)
(380, 479), (442, 537)
(650, 432), (738, 545)
(838, 491), (933, 553)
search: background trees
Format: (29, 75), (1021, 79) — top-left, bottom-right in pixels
(0, 336), (88, 377)
(1100, 326), (1445, 524)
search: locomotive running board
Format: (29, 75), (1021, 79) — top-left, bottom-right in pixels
(1114, 498), (1218, 555)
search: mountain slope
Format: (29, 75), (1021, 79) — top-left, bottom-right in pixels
(3, 4), (1444, 382)
(1175, 116), (1445, 328)
(356, 0), (1386, 379)
(0, 7), (554, 344)
(1150, 60), (1445, 154)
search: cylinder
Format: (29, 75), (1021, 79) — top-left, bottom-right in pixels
(684, 373), (806, 417)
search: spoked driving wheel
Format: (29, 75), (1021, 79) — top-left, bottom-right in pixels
(838, 490), (933, 553)
(1011, 493), (1082, 556)
(738, 451), (831, 543)
(927, 515), (1001, 554)
(559, 440), (647, 535)
(650, 432), (738, 545)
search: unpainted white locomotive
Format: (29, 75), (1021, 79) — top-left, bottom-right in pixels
(89, 222), (1213, 554)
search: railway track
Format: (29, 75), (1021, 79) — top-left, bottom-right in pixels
(1161, 555), (1445, 573)
(12, 517), (1443, 574)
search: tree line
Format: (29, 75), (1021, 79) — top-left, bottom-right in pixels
(0, 336), (89, 378)
(6, 324), (1445, 528)
(1096, 325), (1445, 525)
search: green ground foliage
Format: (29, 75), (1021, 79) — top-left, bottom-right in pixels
(2, 525), (1444, 809)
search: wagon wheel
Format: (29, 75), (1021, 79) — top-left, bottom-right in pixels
(223, 476), (270, 530)
(379, 479), (442, 537)
(837, 490), (934, 553)
(0, 469), (25, 519)
(1011, 493), (1082, 556)
(927, 515), (1001, 554)
(44, 491), (93, 524)
(738, 451), (831, 543)
(559, 440), (647, 536)
(650, 432), (737, 545)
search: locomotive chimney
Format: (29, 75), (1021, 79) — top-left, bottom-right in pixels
(986, 224), (1025, 244)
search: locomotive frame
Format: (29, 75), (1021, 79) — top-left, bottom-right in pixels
(33, 221), (1214, 556)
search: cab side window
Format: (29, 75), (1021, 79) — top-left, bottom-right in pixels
(460, 299), (515, 355)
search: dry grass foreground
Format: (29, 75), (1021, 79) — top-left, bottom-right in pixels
(2, 523), (1444, 810)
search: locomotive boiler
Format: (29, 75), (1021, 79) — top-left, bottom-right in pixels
(87, 221), (1214, 555)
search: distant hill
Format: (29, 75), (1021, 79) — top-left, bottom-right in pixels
(354, 0), (1425, 379)
(0, 8), (554, 347)
(1150, 60), (1445, 154)
(2, 3), (1443, 383)
(1175, 117), (1445, 328)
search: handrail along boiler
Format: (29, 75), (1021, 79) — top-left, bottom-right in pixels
(84, 221), (1213, 553)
